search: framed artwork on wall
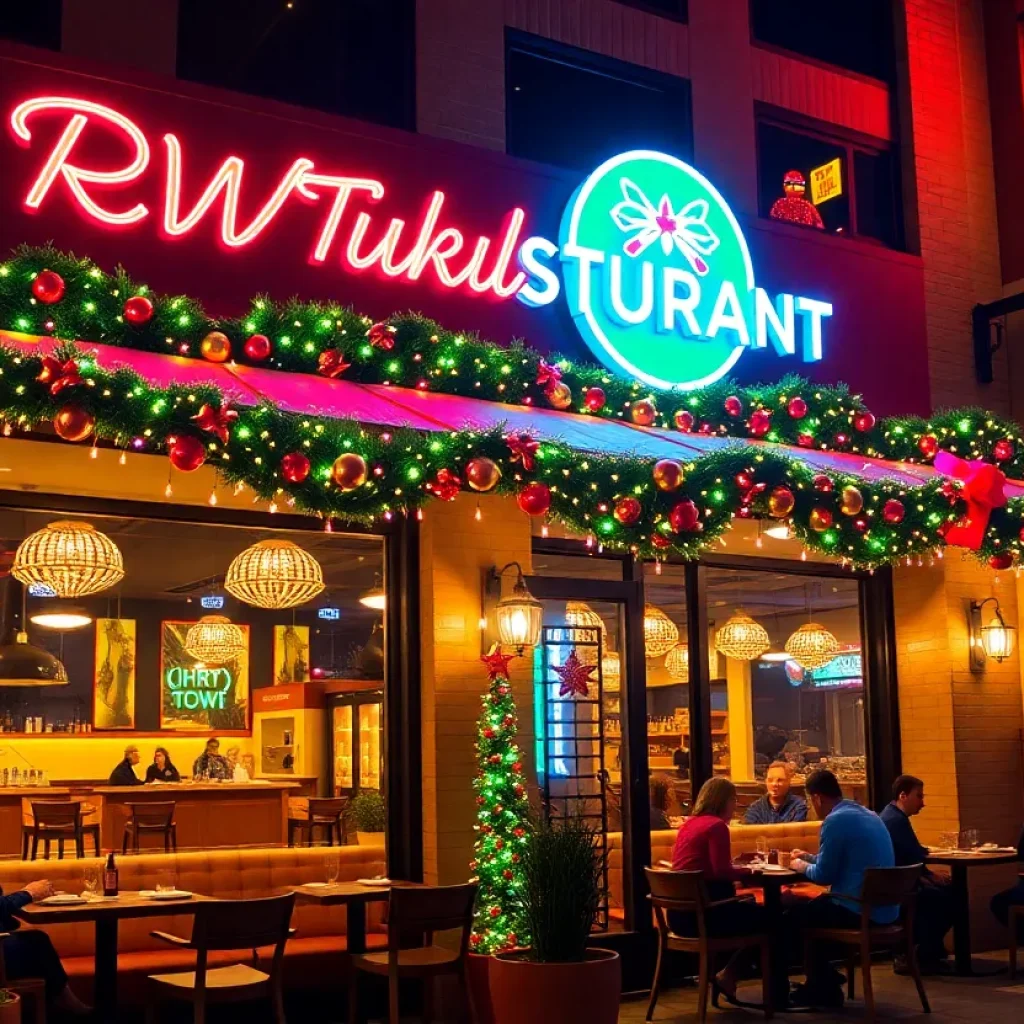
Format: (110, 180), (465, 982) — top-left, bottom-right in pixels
(93, 618), (137, 730)
(273, 624), (310, 684)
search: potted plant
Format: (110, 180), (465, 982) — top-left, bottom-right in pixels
(488, 813), (620, 1024)
(350, 790), (386, 846)
(0, 990), (20, 1024)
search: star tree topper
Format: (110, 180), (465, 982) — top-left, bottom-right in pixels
(553, 649), (597, 698)
(481, 645), (516, 680)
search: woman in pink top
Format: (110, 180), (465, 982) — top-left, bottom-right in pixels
(669, 778), (768, 1002)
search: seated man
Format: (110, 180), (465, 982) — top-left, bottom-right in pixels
(744, 761), (808, 824)
(1, 879), (90, 1014)
(108, 744), (144, 786)
(990, 823), (1024, 939)
(789, 769), (897, 1009)
(881, 774), (954, 973)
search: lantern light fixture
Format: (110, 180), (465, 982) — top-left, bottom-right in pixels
(715, 609), (771, 661)
(492, 562), (543, 652)
(664, 643), (689, 680)
(643, 604), (679, 658)
(12, 520), (124, 598)
(224, 539), (324, 609)
(969, 597), (1016, 672)
(184, 615), (247, 664)
(785, 622), (841, 670)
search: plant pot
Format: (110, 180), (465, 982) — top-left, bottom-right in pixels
(0, 992), (20, 1024)
(489, 949), (620, 1024)
(355, 830), (385, 847)
(466, 953), (496, 1024)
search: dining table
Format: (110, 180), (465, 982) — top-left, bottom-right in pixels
(925, 848), (1020, 975)
(14, 890), (215, 1018)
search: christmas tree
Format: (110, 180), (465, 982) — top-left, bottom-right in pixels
(469, 648), (531, 953)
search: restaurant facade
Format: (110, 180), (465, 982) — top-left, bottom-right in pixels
(0, 0), (1022, 969)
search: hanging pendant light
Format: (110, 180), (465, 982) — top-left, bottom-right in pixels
(715, 609), (770, 661)
(225, 539), (325, 609)
(785, 622), (841, 669)
(13, 521), (124, 598)
(601, 651), (621, 691)
(643, 604), (679, 658)
(566, 601), (603, 664)
(359, 582), (386, 611)
(29, 606), (93, 630)
(184, 615), (247, 664)
(0, 631), (68, 686)
(664, 643), (689, 680)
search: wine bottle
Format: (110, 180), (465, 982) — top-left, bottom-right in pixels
(103, 852), (118, 897)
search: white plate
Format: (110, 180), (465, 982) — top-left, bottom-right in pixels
(357, 878), (392, 887)
(139, 890), (192, 900)
(40, 894), (87, 906)
(302, 882), (330, 888)
(760, 864), (792, 873)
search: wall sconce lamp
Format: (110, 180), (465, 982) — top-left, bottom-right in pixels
(484, 562), (543, 653)
(968, 597), (1016, 672)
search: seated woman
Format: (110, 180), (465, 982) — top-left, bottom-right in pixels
(1, 880), (90, 1014)
(145, 746), (181, 784)
(649, 775), (672, 830)
(670, 777), (765, 1002)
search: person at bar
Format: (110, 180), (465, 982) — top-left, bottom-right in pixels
(191, 737), (230, 780)
(788, 769), (897, 1009)
(881, 774), (954, 974)
(2, 878), (90, 1014)
(145, 746), (181, 784)
(990, 822), (1024, 940)
(108, 744), (144, 786)
(744, 761), (808, 824)
(649, 775), (672, 830)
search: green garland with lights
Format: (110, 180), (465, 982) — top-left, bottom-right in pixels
(1, 339), (1023, 569)
(3, 245), (1024, 477)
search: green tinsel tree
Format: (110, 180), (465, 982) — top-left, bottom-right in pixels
(469, 649), (531, 954)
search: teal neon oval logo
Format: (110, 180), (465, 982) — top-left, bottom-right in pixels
(516, 150), (833, 391)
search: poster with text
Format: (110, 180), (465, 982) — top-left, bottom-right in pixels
(159, 620), (250, 730)
(273, 624), (310, 684)
(93, 618), (136, 730)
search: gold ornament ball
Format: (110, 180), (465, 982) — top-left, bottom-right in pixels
(200, 331), (232, 363)
(331, 452), (368, 491)
(653, 459), (685, 491)
(809, 507), (833, 532)
(631, 399), (657, 426)
(767, 485), (795, 518)
(840, 485), (864, 516)
(547, 382), (573, 410)
(465, 457), (501, 493)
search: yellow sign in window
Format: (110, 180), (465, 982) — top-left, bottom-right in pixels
(810, 158), (843, 205)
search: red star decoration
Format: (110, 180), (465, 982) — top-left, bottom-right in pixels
(481, 648), (516, 679)
(318, 349), (352, 379)
(553, 649), (596, 698)
(37, 356), (83, 396)
(190, 403), (238, 444)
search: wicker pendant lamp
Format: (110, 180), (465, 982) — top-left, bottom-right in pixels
(225, 539), (325, 609)
(785, 622), (840, 670)
(601, 651), (621, 691)
(664, 643), (689, 680)
(715, 609), (770, 661)
(566, 601), (604, 664)
(643, 604), (679, 658)
(12, 521), (124, 598)
(184, 615), (247, 664)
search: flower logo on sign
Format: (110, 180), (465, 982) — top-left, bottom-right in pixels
(611, 179), (720, 275)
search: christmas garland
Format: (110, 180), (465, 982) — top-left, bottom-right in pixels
(2, 341), (1023, 569)
(3, 245), (1024, 478)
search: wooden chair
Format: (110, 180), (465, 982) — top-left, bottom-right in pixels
(802, 864), (930, 1022)
(0, 931), (46, 1024)
(144, 892), (296, 1024)
(1009, 902), (1024, 979)
(287, 797), (348, 847)
(23, 801), (100, 860)
(348, 883), (477, 1024)
(122, 802), (177, 854)
(644, 867), (772, 1024)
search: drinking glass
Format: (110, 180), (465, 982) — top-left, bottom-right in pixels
(324, 851), (340, 885)
(939, 831), (958, 851)
(961, 829), (979, 850)
(82, 865), (102, 900)
(754, 837), (768, 864)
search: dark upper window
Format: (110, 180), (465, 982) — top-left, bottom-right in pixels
(612, 0), (687, 19)
(506, 31), (693, 172)
(177, 0), (414, 130)
(757, 117), (902, 249)
(750, 0), (895, 82)
(0, 0), (61, 50)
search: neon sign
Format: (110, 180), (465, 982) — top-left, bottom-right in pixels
(164, 664), (233, 711)
(200, 595), (224, 609)
(9, 99), (832, 391)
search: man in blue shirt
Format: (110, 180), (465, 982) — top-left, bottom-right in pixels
(789, 769), (897, 1008)
(744, 761), (808, 824)
(881, 774), (954, 973)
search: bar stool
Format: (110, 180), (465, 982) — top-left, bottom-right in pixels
(23, 800), (100, 860)
(287, 796), (349, 847)
(122, 802), (178, 854)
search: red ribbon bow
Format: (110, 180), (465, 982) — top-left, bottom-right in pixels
(317, 349), (352, 379)
(191, 403), (238, 445)
(367, 322), (396, 350)
(535, 358), (562, 395)
(506, 433), (540, 472)
(934, 451), (1007, 549)
(37, 356), (82, 396)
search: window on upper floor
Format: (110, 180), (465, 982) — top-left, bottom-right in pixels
(177, 0), (414, 130)
(0, 0), (61, 50)
(750, 0), (895, 82)
(506, 31), (693, 172)
(612, 0), (688, 19)
(757, 115), (902, 249)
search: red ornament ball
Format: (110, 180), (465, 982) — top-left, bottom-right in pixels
(669, 499), (701, 534)
(653, 459), (685, 492)
(724, 395), (743, 418)
(483, 727), (495, 740)
(673, 409), (695, 432)
(123, 295), (154, 325)
(1019, 526), (1024, 544)
(993, 439), (1014, 462)
(31, 269), (65, 304)
(768, 486), (795, 518)
(735, 471), (753, 491)
(918, 434), (939, 458)
(243, 334), (272, 361)
(854, 411), (876, 433)
(797, 433), (814, 448)
(812, 474), (834, 493)
(630, 399), (657, 427)
(465, 457), (501, 493)
(650, 532), (671, 550)
(835, 432), (850, 446)
(809, 507), (833, 532)
(614, 497), (642, 525)
(583, 386), (606, 412)
(517, 482), (551, 517)
(990, 552), (1014, 571)
(280, 451), (311, 484)
(882, 499), (905, 524)
(53, 403), (95, 443)
(489, 907), (501, 919)
(853, 516), (869, 533)
(748, 409), (771, 437)
(331, 452), (368, 491)
(787, 396), (808, 419)
(503, 869), (514, 881)
(168, 434), (206, 473)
